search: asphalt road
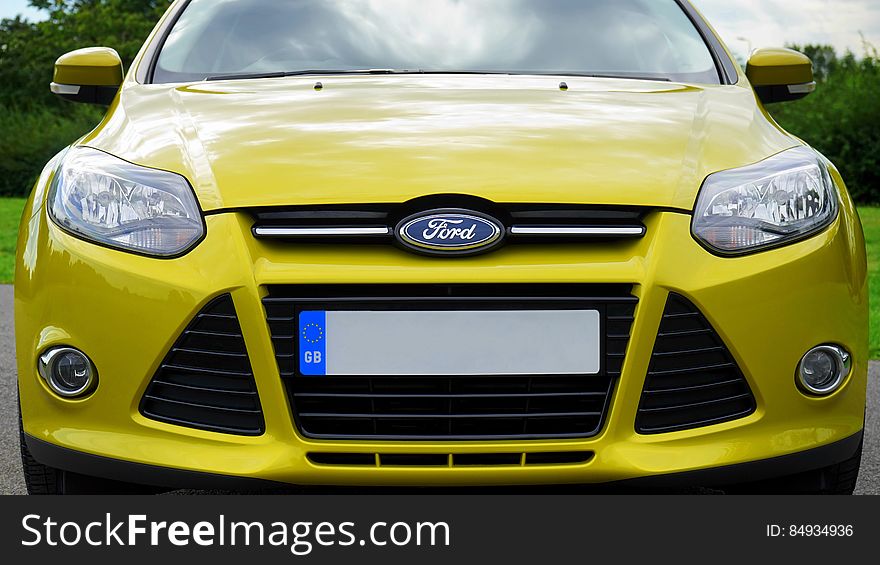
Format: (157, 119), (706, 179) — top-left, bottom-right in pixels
(1, 284), (877, 495)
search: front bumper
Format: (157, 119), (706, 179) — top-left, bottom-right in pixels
(23, 430), (865, 491)
(15, 193), (868, 487)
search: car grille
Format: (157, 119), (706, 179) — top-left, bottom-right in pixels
(140, 295), (264, 436)
(263, 284), (636, 440)
(635, 293), (756, 434)
(249, 202), (648, 244)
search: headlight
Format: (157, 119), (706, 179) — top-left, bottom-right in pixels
(49, 147), (204, 257)
(692, 146), (839, 255)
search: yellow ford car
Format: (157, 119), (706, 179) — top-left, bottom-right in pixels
(16, 0), (867, 494)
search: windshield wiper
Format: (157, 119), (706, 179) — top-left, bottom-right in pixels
(206, 69), (413, 81)
(206, 68), (673, 83)
(550, 72), (672, 82)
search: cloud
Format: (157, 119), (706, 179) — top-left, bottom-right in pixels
(691, 0), (879, 58)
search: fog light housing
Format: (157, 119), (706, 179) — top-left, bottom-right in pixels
(38, 347), (97, 398)
(797, 345), (851, 396)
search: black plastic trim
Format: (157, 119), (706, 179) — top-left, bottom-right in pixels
(265, 284), (635, 441)
(619, 431), (864, 488)
(248, 202), (653, 252)
(139, 294), (265, 436)
(454, 453), (521, 467)
(140, 0), (193, 84)
(755, 84), (814, 105)
(53, 84), (119, 106)
(307, 453), (376, 466)
(636, 293), (756, 434)
(25, 434), (283, 491)
(675, 0), (738, 85)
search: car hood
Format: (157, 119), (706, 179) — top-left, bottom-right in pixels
(82, 75), (798, 212)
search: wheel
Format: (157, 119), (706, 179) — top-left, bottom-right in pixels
(724, 441), (863, 495)
(19, 409), (165, 495)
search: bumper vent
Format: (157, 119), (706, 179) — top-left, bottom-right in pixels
(140, 295), (264, 436)
(636, 293), (756, 434)
(264, 284), (635, 440)
(306, 451), (594, 467)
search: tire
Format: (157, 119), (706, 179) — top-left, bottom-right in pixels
(19, 419), (63, 495)
(19, 410), (166, 495)
(724, 441), (863, 495)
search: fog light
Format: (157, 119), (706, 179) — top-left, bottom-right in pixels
(38, 347), (97, 398)
(797, 345), (851, 396)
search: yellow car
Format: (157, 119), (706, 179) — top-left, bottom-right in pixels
(16, 0), (867, 494)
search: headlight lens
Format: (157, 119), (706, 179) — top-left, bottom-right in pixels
(49, 147), (204, 257)
(692, 146), (839, 254)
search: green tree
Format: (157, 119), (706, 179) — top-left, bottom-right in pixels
(0, 1), (171, 194)
(770, 45), (880, 203)
(787, 44), (838, 81)
(0, 0), (170, 109)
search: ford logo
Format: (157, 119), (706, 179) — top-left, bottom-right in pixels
(396, 210), (504, 256)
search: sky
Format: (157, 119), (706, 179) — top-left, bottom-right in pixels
(691, 0), (880, 60)
(0, 0), (877, 61)
(1, 0), (42, 22)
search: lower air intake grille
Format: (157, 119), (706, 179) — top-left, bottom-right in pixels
(284, 374), (615, 440)
(140, 295), (264, 436)
(264, 284), (636, 441)
(636, 293), (756, 434)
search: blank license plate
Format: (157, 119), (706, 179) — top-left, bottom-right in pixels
(298, 310), (600, 376)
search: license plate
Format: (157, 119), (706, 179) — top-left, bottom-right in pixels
(298, 310), (600, 376)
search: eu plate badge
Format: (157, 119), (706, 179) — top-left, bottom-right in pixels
(299, 311), (326, 376)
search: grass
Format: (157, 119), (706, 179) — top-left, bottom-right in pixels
(0, 198), (26, 284)
(859, 207), (880, 359)
(1, 198), (880, 356)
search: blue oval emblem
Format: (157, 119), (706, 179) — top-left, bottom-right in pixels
(396, 210), (504, 256)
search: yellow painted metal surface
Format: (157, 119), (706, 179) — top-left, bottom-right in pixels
(15, 165), (867, 485)
(15, 0), (867, 486)
(54, 47), (124, 87)
(80, 74), (798, 213)
(746, 47), (814, 87)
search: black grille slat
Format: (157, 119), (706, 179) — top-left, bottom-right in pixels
(642, 377), (745, 395)
(651, 345), (725, 358)
(639, 409), (757, 435)
(286, 375), (614, 440)
(150, 379), (258, 396)
(657, 328), (715, 338)
(172, 347), (248, 358)
(140, 295), (265, 436)
(160, 364), (253, 378)
(647, 362), (736, 376)
(638, 393), (754, 414)
(295, 391), (607, 399)
(185, 329), (245, 339)
(299, 411), (603, 419)
(145, 384), (259, 411)
(636, 294), (756, 434)
(264, 284), (636, 441)
(143, 395), (262, 415)
(156, 371), (257, 393)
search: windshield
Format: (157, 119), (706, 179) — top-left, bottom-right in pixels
(153, 0), (721, 84)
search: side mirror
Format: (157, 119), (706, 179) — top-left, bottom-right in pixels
(746, 47), (815, 104)
(51, 47), (124, 105)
